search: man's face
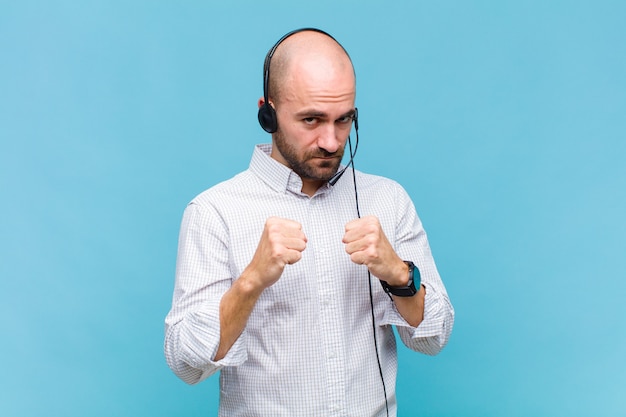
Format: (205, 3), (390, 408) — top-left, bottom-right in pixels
(270, 57), (356, 190)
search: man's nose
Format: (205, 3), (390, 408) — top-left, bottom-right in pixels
(317, 124), (341, 153)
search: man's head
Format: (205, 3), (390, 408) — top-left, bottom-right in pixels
(258, 29), (357, 195)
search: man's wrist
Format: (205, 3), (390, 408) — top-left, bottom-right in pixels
(237, 268), (268, 298)
(380, 260), (420, 297)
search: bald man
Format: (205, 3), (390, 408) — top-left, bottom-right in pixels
(165, 29), (454, 417)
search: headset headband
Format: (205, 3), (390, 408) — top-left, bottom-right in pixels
(258, 28), (344, 133)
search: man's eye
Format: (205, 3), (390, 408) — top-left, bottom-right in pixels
(303, 117), (317, 125)
(337, 116), (352, 124)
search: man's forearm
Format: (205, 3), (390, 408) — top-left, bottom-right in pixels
(392, 284), (426, 328)
(214, 271), (264, 361)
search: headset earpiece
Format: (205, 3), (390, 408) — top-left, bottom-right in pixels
(258, 102), (278, 133)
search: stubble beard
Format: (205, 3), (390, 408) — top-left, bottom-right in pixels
(273, 128), (344, 182)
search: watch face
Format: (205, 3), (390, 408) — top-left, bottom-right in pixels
(410, 262), (421, 283)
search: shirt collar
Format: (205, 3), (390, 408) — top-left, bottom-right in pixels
(249, 144), (334, 196)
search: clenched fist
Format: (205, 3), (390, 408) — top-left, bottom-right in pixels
(246, 217), (308, 290)
(342, 215), (408, 287)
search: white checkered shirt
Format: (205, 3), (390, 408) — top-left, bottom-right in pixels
(164, 144), (454, 416)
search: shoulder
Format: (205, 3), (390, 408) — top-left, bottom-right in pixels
(353, 170), (409, 198)
(189, 170), (257, 208)
(178, 170), (263, 233)
(345, 170), (417, 219)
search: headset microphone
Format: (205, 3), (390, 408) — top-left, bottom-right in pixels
(328, 108), (359, 186)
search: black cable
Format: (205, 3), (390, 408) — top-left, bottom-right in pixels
(347, 132), (390, 417)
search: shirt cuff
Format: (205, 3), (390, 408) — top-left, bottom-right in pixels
(179, 296), (248, 373)
(381, 282), (446, 338)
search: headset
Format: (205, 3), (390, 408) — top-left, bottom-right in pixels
(258, 28), (351, 133)
(258, 28), (389, 417)
(258, 27), (360, 186)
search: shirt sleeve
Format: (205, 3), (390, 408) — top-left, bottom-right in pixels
(164, 202), (247, 385)
(378, 184), (455, 356)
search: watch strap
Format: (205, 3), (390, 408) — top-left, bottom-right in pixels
(380, 260), (420, 297)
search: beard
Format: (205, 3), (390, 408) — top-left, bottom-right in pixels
(273, 128), (345, 182)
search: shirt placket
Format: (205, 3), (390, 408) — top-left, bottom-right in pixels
(309, 194), (347, 416)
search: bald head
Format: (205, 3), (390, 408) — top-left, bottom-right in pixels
(267, 30), (355, 105)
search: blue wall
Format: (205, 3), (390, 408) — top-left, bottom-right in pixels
(1, 1), (625, 416)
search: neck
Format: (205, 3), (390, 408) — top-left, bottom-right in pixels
(301, 178), (324, 197)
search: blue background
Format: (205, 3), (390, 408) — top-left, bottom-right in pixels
(1, 1), (625, 416)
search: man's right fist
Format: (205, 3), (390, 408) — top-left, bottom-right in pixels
(245, 217), (307, 290)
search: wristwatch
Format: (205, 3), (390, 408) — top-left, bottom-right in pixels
(380, 261), (420, 297)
